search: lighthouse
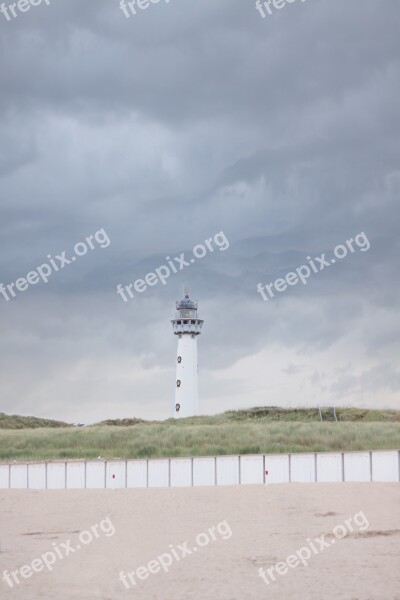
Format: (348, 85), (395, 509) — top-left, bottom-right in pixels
(171, 288), (204, 418)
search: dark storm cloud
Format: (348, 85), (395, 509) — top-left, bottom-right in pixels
(0, 0), (399, 420)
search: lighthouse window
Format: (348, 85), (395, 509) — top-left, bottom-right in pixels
(191, 320), (195, 324)
(183, 320), (188, 324)
(175, 404), (180, 412)
(176, 380), (181, 387)
(177, 356), (182, 363)
(177, 320), (181, 325)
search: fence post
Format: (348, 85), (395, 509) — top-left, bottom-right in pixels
(398, 451), (400, 482)
(369, 451), (373, 482)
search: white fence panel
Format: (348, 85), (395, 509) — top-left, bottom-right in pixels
(216, 456), (239, 486)
(28, 464), (46, 489)
(344, 452), (371, 482)
(47, 463), (66, 489)
(10, 464), (28, 489)
(317, 453), (343, 483)
(372, 451), (399, 482)
(106, 461), (126, 489)
(193, 457), (215, 486)
(67, 462), (86, 489)
(240, 455), (264, 485)
(86, 461), (106, 489)
(148, 460), (169, 488)
(291, 454), (315, 482)
(127, 460), (147, 488)
(0, 465), (9, 489)
(170, 459), (192, 487)
(265, 454), (289, 484)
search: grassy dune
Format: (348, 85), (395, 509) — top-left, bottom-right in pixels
(0, 412), (71, 430)
(0, 419), (399, 462)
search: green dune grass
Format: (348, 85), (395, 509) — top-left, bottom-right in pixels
(0, 415), (399, 462)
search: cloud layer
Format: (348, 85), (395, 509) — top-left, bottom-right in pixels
(0, 0), (399, 422)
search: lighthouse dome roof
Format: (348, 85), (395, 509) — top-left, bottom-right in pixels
(177, 294), (197, 309)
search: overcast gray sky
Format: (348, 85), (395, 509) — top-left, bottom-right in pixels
(0, 0), (399, 423)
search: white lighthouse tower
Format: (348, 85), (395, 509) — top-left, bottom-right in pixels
(171, 288), (204, 418)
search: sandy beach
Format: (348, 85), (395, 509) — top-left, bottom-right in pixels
(0, 484), (399, 600)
